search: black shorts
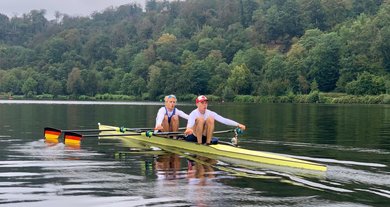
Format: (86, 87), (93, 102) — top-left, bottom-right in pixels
(185, 134), (207, 143)
(185, 134), (218, 144)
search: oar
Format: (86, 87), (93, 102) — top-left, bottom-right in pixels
(44, 126), (150, 140)
(61, 129), (115, 133)
(150, 128), (243, 137)
(53, 126), (186, 134)
(44, 127), (62, 141)
(46, 126), (243, 147)
(63, 131), (146, 146)
(67, 128), (241, 139)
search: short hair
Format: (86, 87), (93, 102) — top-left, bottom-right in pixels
(164, 94), (176, 102)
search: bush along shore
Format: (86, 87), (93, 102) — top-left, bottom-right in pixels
(1, 92), (390, 105)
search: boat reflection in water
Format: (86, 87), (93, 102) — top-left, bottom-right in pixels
(138, 152), (218, 183)
(111, 135), (324, 175)
(109, 136), (355, 196)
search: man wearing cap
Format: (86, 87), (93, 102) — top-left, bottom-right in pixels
(155, 94), (189, 133)
(184, 95), (246, 144)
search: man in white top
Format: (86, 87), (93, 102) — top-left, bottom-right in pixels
(155, 94), (189, 133)
(184, 95), (246, 144)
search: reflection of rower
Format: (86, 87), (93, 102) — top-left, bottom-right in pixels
(155, 153), (181, 180)
(187, 155), (217, 183)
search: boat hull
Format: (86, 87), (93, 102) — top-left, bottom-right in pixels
(98, 124), (327, 172)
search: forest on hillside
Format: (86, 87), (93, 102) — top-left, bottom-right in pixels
(0, 0), (389, 101)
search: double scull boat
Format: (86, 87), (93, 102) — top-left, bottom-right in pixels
(97, 124), (327, 172)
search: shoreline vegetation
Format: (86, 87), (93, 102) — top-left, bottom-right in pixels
(1, 92), (390, 104)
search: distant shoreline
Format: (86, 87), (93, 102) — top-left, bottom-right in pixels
(1, 93), (389, 105)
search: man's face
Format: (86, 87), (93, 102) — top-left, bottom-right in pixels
(196, 100), (208, 113)
(165, 97), (176, 110)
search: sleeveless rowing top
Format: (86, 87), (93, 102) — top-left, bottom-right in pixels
(165, 107), (176, 123)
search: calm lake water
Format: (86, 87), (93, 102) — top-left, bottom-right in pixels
(0, 100), (389, 206)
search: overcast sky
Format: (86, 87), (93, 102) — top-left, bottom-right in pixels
(0, 0), (145, 20)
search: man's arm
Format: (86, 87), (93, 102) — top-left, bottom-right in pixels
(155, 107), (165, 129)
(184, 111), (196, 135)
(213, 112), (246, 130)
(177, 109), (189, 120)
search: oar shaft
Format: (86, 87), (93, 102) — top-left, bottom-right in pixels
(213, 129), (235, 134)
(82, 133), (141, 138)
(83, 129), (234, 138)
(151, 129), (236, 137)
(49, 126), (187, 134)
(62, 129), (114, 133)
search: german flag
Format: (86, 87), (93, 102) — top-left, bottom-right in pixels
(44, 127), (61, 143)
(64, 132), (82, 147)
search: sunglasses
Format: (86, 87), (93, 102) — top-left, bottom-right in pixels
(167, 95), (176, 99)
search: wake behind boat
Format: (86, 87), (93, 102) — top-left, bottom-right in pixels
(96, 124), (327, 172)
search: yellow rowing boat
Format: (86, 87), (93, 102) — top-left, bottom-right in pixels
(98, 124), (327, 172)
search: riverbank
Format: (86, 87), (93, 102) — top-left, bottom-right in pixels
(1, 92), (390, 104)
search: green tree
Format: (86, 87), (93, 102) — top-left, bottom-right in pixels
(321, 0), (349, 28)
(305, 32), (341, 92)
(196, 37), (224, 59)
(1, 71), (22, 94)
(131, 48), (156, 79)
(21, 77), (38, 96)
(239, 0), (259, 27)
(286, 43), (309, 93)
(346, 72), (386, 95)
(263, 53), (287, 81)
(44, 79), (64, 96)
(231, 47), (266, 90)
(266, 0), (303, 42)
(0, 14), (9, 42)
(121, 73), (146, 96)
(146, 60), (179, 99)
(84, 33), (114, 63)
(116, 44), (138, 71)
(82, 70), (101, 96)
(155, 33), (181, 63)
(338, 14), (383, 91)
(180, 59), (210, 95)
(42, 37), (69, 63)
(67, 68), (84, 95)
(227, 64), (251, 94)
(298, 0), (327, 30)
(0, 46), (35, 69)
(147, 65), (163, 99)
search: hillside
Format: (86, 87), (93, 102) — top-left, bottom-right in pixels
(0, 0), (389, 101)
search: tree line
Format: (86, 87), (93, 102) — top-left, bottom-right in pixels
(0, 0), (389, 101)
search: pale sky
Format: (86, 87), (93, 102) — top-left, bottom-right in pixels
(0, 0), (145, 20)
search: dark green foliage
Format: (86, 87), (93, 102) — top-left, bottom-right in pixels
(0, 0), (389, 100)
(345, 72), (386, 95)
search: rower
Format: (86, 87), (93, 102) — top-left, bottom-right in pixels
(155, 94), (189, 133)
(184, 95), (246, 145)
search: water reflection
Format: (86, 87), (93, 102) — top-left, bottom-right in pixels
(155, 153), (182, 180)
(186, 155), (217, 182)
(0, 136), (389, 206)
(1, 101), (390, 206)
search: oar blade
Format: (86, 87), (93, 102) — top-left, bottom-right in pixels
(44, 127), (62, 143)
(64, 131), (83, 147)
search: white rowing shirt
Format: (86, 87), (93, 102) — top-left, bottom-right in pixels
(155, 107), (189, 128)
(186, 109), (239, 128)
